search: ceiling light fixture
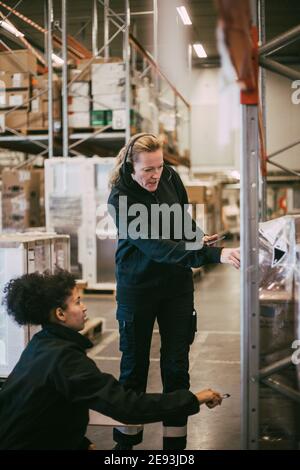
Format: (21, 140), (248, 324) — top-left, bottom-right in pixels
(176, 6), (192, 25)
(193, 43), (207, 58)
(0, 19), (24, 38)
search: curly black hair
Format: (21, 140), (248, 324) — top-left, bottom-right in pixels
(2, 269), (76, 326)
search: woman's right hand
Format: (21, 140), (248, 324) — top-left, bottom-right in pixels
(195, 389), (223, 408)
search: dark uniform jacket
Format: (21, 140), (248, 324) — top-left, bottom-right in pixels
(108, 165), (222, 304)
(0, 323), (200, 450)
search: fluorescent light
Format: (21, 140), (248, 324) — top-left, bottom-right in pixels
(52, 53), (64, 65)
(0, 20), (24, 38)
(176, 6), (192, 25)
(193, 43), (207, 58)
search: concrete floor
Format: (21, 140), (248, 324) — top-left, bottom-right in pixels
(85, 264), (241, 450)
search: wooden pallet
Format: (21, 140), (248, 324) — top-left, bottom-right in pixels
(80, 317), (104, 344)
(84, 282), (116, 297)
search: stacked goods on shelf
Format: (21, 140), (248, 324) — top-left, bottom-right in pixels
(45, 157), (117, 288)
(205, 183), (223, 235)
(91, 61), (125, 129)
(30, 75), (61, 131)
(0, 72), (31, 132)
(0, 50), (62, 132)
(258, 215), (300, 449)
(68, 80), (90, 128)
(185, 181), (223, 236)
(1, 168), (45, 231)
(0, 50), (37, 132)
(221, 186), (240, 236)
(69, 58), (142, 132)
(0, 232), (70, 378)
(134, 76), (158, 134)
(185, 184), (207, 233)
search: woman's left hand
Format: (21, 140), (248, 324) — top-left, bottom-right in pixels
(203, 234), (219, 245)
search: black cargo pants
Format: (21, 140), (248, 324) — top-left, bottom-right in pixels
(113, 292), (197, 450)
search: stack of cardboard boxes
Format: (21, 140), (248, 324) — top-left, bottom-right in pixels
(30, 75), (61, 131)
(68, 58), (142, 131)
(185, 182), (223, 235)
(68, 80), (90, 128)
(0, 50), (35, 132)
(1, 168), (45, 231)
(91, 61), (125, 128)
(0, 50), (61, 132)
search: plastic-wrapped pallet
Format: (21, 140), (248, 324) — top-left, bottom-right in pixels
(0, 232), (69, 378)
(258, 215), (300, 449)
(45, 157), (117, 289)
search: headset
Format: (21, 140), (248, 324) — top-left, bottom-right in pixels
(121, 132), (157, 176)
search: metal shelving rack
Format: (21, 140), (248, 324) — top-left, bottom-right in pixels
(241, 0), (300, 450)
(0, 0), (191, 165)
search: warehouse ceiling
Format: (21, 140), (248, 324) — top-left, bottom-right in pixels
(0, 0), (300, 66)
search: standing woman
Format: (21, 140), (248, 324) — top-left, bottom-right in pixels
(108, 133), (240, 450)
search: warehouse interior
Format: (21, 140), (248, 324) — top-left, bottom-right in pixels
(0, 0), (300, 451)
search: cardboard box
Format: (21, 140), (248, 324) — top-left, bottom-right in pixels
(2, 169), (43, 230)
(91, 62), (125, 81)
(2, 206), (41, 231)
(0, 50), (37, 74)
(68, 96), (90, 113)
(0, 72), (30, 89)
(71, 57), (123, 83)
(41, 99), (61, 118)
(0, 90), (6, 109)
(69, 81), (90, 97)
(1, 110), (28, 130)
(0, 90), (29, 110)
(185, 185), (206, 204)
(70, 65), (91, 82)
(32, 78), (60, 100)
(92, 92), (125, 111)
(6, 90), (30, 108)
(91, 79), (125, 96)
(68, 112), (90, 128)
(28, 112), (45, 129)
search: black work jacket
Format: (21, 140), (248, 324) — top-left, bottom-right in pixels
(0, 323), (199, 449)
(108, 165), (222, 304)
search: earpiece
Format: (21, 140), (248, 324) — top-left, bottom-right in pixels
(122, 133), (157, 176)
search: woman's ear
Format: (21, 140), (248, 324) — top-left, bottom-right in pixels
(54, 307), (66, 323)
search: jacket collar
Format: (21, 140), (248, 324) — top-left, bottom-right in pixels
(42, 323), (93, 350)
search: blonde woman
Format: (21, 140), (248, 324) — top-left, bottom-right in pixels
(108, 133), (240, 450)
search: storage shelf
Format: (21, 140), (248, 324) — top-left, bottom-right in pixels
(0, 131), (126, 157)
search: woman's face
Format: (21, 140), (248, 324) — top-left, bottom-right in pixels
(58, 287), (88, 331)
(131, 149), (164, 192)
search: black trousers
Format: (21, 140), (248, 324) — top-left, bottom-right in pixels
(113, 291), (196, 449)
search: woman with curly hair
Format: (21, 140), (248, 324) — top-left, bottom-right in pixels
(0, 270), (222, 450)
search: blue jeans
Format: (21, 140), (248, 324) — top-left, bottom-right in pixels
(113, 292), (196, 449)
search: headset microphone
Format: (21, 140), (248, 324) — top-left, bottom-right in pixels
(121, 133), (157, 176)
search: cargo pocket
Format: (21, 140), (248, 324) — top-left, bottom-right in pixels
(116, 304), (135, 353)
(189, 309), (197, 345)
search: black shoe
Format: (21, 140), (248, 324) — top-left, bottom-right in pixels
(113, 443), (133, 450)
